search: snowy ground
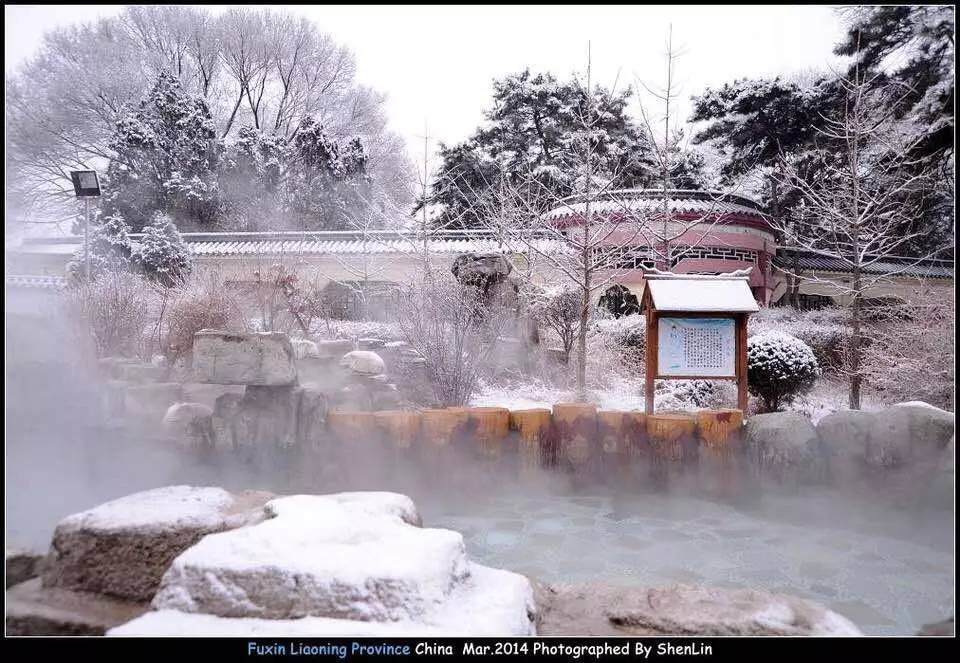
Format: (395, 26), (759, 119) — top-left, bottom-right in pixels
(471, 374), (888, 424)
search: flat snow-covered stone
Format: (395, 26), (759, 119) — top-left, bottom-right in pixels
(163, 402), (214, 448)
(339, 350), (385, 376)
(605, 584), (861, 636)
(193, 331), (297, 386)
(6, 577), (148, 636)
(151, 493), (464, 621)
(43, 486), (273, 602)
(136, 491), (535, 635)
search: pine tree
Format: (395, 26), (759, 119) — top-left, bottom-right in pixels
(283, 116), (372, 230)
(105, 71), (222, 230)
(66, 213), (135, 284)
(425, 70), (664, 228)
(135, 212), (192, 286)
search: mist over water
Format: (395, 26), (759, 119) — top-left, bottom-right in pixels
(4, 292), (954, 635)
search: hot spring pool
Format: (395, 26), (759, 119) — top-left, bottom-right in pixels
(424, 490), (954, 636)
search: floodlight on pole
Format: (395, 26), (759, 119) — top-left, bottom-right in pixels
(70, 170), (102, 282)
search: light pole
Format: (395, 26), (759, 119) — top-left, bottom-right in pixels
(69, 170), (102, 281)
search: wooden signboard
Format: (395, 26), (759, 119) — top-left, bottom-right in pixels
(641, 273), (758, 414)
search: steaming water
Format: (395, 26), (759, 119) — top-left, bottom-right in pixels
(4, 303), (955, 637)
(425, 490), (954, 636)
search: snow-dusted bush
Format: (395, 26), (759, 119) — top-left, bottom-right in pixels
(747, 331), (821, 412)
(65, 213), (135, 285)
(62, 270), (154, 358)
(591, 313), (645, 370)
(749, 306), (848, 372)
(654, 379), (732, 411)
(136, 212), (192, 286)
(156, 270), (245, 369)
(395, 271), (510, 407)
(862, 291), (955, 410)
(525, 285), (581, 363)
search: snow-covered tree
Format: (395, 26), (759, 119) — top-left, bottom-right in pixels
(770, 64), (947, 409)
(283, 116), (372, 230)
(747, 331), (820, 412)
(425, 69), (662, 228)
(65, 213), (135, 284)
(5, 6), (413, 228)
(526, 285), (581, 364)
(104, 71), (222, 230)
(135, 212), (192, 285)
(219, 125), (286, 230)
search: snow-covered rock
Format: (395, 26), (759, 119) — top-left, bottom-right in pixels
(6, 548), (45, 588)
(866, 403), (954, 468)
(112, 492), (535, 636)
(605, 584), (861, 636)
(43, 486), (273, 602)
(816, 409), (873, 485)
(339, 350), (386, 376)
(743, 412), (822, 483)
(163, 402), (214, 448)
(291, 338), (319, 360)
(193, 331), (297, 386)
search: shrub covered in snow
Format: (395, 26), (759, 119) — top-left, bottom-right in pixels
(62, 270), (154, 359)
(749, 306), (848, 372)
(748, 332), (821, 412)
(525, 285), (581, 363)
(65, 213), (135, 285)
(156, 270), (245, 369)
(655, 379), (732, 411)
(862, 290), (955, 411)
(136, 212), (192, 286)
(591, 313), (645, 370)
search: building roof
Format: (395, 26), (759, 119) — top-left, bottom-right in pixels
(545, 189), (769, 224)
(5, 274), (67, 289)
(773, 247), (954, 280)
(642, 273), (760, 313)
(10, 230), (568, 258)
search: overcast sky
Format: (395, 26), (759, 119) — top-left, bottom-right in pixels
(5, 4), (847, 171)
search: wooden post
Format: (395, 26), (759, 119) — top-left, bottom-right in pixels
(645, 308), (657, 415)
(510, 408), (552, 476)
(736, 314), (749, 412)
(553, 402), (598, 469)
(467, 407), (510, 460)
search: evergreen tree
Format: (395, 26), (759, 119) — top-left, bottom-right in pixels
(135, 212), (192, 285)
(425, 70), (664, 228)
(66, 213), (135, 284)
(220, 125), (286, 230)
(691, 7), (954, 254)
(283, 116), (372, 230)
(104, 71), (222, 230)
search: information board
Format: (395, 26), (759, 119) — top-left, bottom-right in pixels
(657, 317), (736, 377)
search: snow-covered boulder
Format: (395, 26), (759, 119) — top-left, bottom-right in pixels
(163, 402), (214, 448)
(43, 486), (273, 602)
(112, 492), (535, 636)
(451, 252), (512, 285)
(535, 582), (861, 636)
(193, 331), (297, 386)
(607, 585), (861, 636)
(291, 338), (319, 360)
(816, 409), (874, 485)
(866, 403), (954, 468)
(340, 350), (386, 376)
(743, 412), (822, 483)
(6, 548), (45, 588)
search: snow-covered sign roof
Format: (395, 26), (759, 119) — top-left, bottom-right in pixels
(642, 274), (760, 313)
(545, 189), (768, 223)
